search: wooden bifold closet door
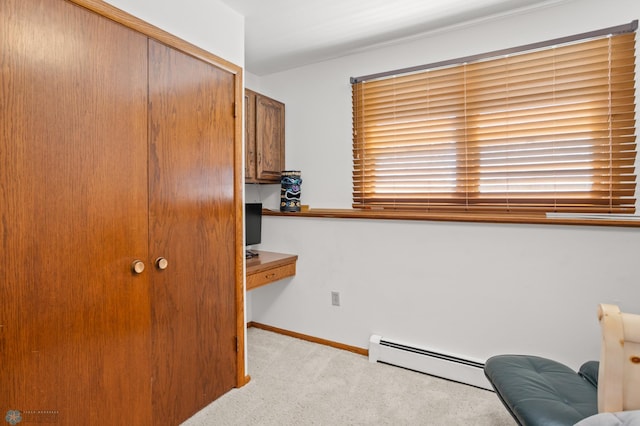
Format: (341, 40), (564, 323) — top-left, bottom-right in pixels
(1, 1), (239, 425)
(148, 39), (237, 425)
(0, 0), (152, 424)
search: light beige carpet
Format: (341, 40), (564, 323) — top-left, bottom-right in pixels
(182, 327), (515, 425)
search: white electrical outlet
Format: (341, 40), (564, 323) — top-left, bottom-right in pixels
(331, 291), (340, 306)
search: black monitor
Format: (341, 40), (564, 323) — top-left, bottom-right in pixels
(245, 203), (262, 257)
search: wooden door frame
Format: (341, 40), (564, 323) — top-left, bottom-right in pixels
(68, 0), (248, 388)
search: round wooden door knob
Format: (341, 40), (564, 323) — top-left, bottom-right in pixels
(131, 260), (145, 274)
(156, 257), (168, 270)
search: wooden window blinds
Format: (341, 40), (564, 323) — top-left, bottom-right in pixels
(352, 29), (637, 214)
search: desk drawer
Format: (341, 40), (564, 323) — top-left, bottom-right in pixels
(247, 262), (296, 290)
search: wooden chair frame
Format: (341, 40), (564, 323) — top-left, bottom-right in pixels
(598, 303), (640, 413)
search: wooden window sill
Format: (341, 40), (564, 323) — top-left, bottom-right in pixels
(263, 208), (640, 228)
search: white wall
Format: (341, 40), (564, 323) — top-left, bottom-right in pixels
(103, 0), (244, 68)
(247, 0), (640, 371)
(245, 71), (262, 92)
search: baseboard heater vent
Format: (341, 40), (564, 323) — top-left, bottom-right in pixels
(368, 335), (492, 390)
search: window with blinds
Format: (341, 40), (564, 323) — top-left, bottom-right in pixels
(352, 29), (637, 214)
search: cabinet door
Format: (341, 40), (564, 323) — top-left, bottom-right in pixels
(0, 1), (151, 424)
(245, 90), (257, 181)
(255, 94), (285, 181)
(148, 40), (238, 425)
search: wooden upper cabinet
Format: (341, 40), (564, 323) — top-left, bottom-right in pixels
(245, 89), (285, 183)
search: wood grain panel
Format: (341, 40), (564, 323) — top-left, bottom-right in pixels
(0, 0), (151, 424)
(148, 40), (237, 425)
(245, 251), (298, 290)
(244, 90), (257, 181)
(255, 94), (285, 181)
(247, 262), (296, 290)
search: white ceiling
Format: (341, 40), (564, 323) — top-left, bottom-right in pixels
(219, 0), (566, 76)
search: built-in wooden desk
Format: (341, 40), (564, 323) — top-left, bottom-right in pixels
(246, 250), (298, 291)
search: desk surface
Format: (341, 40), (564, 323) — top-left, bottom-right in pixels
(246, 250), (298, 273)
(246, 250), (298, 290)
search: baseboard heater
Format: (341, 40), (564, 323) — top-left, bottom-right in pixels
(368, 335), (492, 390)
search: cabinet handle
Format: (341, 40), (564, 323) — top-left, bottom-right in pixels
(156, 257), (169, 270)
(131, 260), (145, 274)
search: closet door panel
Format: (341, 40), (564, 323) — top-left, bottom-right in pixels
(148, 40), (237, 425)
(0, 0), (151, 425)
